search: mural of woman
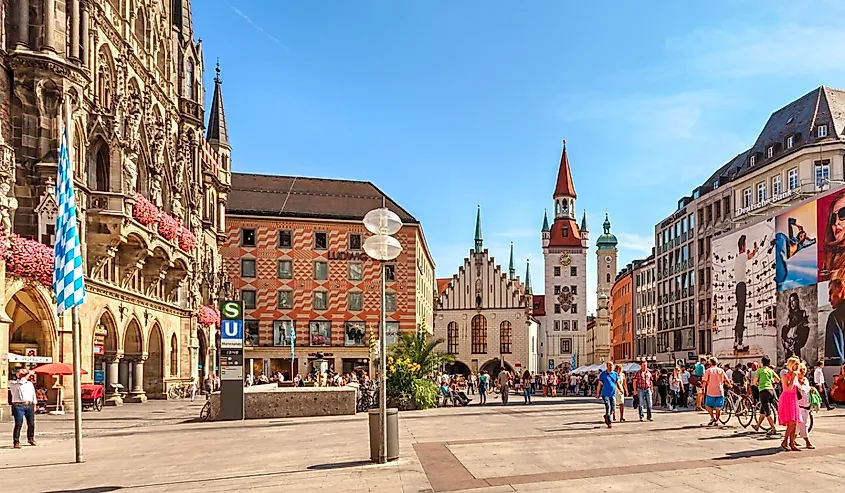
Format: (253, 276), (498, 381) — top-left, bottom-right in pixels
(821, 192), (845, 280)
(781, 292), (810, 360)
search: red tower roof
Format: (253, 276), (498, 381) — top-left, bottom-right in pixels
(554, 141), (577, 199)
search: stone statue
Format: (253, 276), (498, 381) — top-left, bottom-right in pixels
(123, 149), (138, 193)
(171, 192), (184, 221)
(112, 58), (126, 136)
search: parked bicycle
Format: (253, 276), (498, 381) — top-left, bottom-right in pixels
(199, 401), (212, 421)
(719, 387), (754, 427)
(168, 382), (191, 399)
(356, 381), (379, 412)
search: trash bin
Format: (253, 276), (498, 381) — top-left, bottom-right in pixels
(368, 408), (399, 462)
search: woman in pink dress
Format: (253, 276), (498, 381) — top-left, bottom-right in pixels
(777, 356), (803, 451)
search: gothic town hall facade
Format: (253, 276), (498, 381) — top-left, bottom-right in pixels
(0, 0), (231, 414)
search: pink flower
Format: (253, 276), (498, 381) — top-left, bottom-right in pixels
(197, 305), (220, 327)
(157, 214), (179, 241)
(178, 227), (196, 252)
(132, 192), (160, 226)
(6, 234), (54, 287)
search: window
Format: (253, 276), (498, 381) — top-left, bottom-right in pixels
(348, 292), (363, 311)
(606, 273), (611, 283)
(314, 261), (328, 280)
(384, 264), (396, 281)
(313, 291), (328, 310)
(344, 321), (366, 346)
(787, 167), (799, 191)
(571, 285), (577, 295)
(385, 321), (399, 345)
(348, 262), (363, 281)
(767, 146), (773, 159)
(349, 233), (362, 251)
(553, 267), (561, 276)
(560, 338), (571, 354)
(772, 175), (782, 196)
(245, 320), (259, 346)
(241, 289), (256, 309)
(818, 124), (828, 138)
(554, 320), (560, 331)
(277, 289), (293, 309)
(471, 314), (487, 354)
(749, 155), (756, 167)
(572, 320), (578, 331)
(562, 320), (570, 330)
(279, 230), (292, 248)
(815, 161), (830, 188)
(756, 182), (766, 203)
(787, 135), (794, 149)
(570, 267), (577, 276)
(447, 322), (458, 354)
(500, 321), (512, 354)
(571, 304), (578, 314)
(241, 228), (256, 247)
(554, 304), (561, 314)
(385, 293), (397, 312)
(742, 188), (752, 208)
(241, 259), (256, 278)
(314, 232), (328, 250)
(273, 320), (294, 346)
(309, 321), (331, 346)
(185, 59), (194, 99)
(554, 285), (561, 295)
(277, 260), (293, 279)
(169, 334), (178, 376)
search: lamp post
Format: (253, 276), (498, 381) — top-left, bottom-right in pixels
(362, 206), (403, 464)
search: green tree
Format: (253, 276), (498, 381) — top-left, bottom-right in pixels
(389, 324), (454, 377)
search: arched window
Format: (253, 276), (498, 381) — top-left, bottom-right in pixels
(606, 273), (611, 283)
(169, 334), (178, 376)
(471, 315), (487, 354)
(447, 322), (458, 354)
(157, 41), (166, 73)
(97, 53), (113, 110)
(185, 59), (194, 99)
(94, 144), (110, 191)
(134, 9), (146, 49)
(499, 321), (512, 354)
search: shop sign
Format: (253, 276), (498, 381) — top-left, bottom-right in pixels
(94, 345), (104, 355)
(736, 188), (799, 216)
(93, 370), (105, 383)
(219, 300), (245, 421)
(327, 251), (369, 261)
(548, 359), (555, 370)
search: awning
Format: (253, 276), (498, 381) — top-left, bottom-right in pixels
(7, 353), (53, 364)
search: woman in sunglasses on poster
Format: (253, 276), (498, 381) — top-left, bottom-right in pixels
(822, 192), (845, 279)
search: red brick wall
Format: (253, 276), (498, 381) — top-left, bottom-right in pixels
(222, 216), (420, 348)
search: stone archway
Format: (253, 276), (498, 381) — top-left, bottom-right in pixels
(4, 283), (59, 404)
(444, 361), (471, 377)
(122, 319), (147, 402)
(479, 358), (514, 377)
(144, 324), (164, 399)
(93, 309), (123, 405)
(197, 327), (208, 384)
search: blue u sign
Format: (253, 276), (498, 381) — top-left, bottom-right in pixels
(220, 319), (243, 348)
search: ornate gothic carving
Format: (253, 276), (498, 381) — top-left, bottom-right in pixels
(0, 138), (17, 236)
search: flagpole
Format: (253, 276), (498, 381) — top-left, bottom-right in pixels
(65, 95), (84, 463)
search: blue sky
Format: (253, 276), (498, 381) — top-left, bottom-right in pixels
(194, 0), (845, 313)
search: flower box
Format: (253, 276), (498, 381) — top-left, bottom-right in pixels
(6, 234), (54, 287)
(178, 227), (196, 252)
(132, 192), (159, 226)
(197, 305), (220, 327)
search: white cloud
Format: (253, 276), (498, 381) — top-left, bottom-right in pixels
(615, 232), (654, 255)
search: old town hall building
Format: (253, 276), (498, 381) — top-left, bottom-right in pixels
(1, 0), (230, 414)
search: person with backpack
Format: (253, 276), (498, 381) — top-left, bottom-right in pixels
(478, 370), (488, 405)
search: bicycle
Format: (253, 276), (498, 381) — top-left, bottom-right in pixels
(356, 381), (379, 412)
(719, 387), (754, 428)
(168, 382), (190, 399)
(199, 401), (212, 421)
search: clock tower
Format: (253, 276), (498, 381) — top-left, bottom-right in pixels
(539, 140), (588, 372)
(596, 213), (619, 299)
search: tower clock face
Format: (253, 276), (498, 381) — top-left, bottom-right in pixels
(559, 253), (572, 266)
(604, 255), (613, 264)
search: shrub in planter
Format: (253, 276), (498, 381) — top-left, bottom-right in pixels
(410, 378), (438, 410)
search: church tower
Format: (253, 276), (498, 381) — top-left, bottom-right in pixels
(596, 213), (619, 298)
(540, 140), (588, 371)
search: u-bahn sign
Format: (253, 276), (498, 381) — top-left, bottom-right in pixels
(218, 300), (244, 421)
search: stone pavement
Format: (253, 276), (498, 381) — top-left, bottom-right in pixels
(1, 395), (845, 492)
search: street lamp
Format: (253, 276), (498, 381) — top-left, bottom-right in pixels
(362, 206), (402, 464)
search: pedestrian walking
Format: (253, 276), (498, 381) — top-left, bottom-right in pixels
(9, 368), (37, 449)
(633, 360), (654, 421)
(498, 368), (510, 405)
(702, 357), (732, 426)
(657, 369), (668, 408)
(596, 361), (618, 428)
(522, 370), (532, 404)
(680, 366), (691, 408)
(752, 356), (780, 434)
(669, 367), (683, 411)
(188, 375), (198, 401)
(813, 360), (834, 410)
(614, 364), (627, 421)
(693, 357), (707, 410)
(468, 373), (476, 395)
(778, 357), (803, 451)
(796, 363), (815, 449)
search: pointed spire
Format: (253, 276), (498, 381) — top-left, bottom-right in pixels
(474, 205), (483, 253)
(524, 258), (532, 294)
(554, 139), (577, 199)
(581, 210), (589, 232)
(206, 59), (230, 149)
(508, 242), (515, 279)
(541, 209), (550, 232)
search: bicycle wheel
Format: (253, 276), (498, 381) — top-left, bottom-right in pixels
(168, 386), (180, 400)
(736, 396), (754, 428)
(807, 411), (814, 433)
(200, 402), (211, 421)
(719, 396), (733, 424)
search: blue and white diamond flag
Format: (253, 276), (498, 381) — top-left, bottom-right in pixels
(53, 128), (86, 314)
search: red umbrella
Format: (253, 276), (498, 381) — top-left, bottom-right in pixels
(33, 362), (88, 376)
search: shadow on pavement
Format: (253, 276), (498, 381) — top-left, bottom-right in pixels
(713, 447), (782, 460)
(307, 460), (372, 470)
(0, 461), (76, 470)
(45, 487), (122, 493)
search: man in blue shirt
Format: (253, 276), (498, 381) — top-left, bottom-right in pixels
(595, 361), (618, 428)
(694, 357), (707, 410)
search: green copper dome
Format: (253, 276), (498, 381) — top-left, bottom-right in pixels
(596, 212), (618, 250)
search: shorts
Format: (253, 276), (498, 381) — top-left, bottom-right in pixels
(705, 395), (725, 409)
(759, 389), (776, 416)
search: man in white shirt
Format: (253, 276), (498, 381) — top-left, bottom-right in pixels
(814, 360), (834, 410)
(680, 367), (691, 408)
(498, 369), (510, 405)
(8, 368), (37, 448)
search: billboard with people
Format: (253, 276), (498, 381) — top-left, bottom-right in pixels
(712, 186), (845, 369)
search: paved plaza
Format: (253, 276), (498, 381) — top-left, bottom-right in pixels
(2, 396), (845, 492)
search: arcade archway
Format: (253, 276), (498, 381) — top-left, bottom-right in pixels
(145, 324), (164, 398)
(197, 327), (208, 384)
(93, 310), (120, 403)
(444, 361), (471, 377)
(479, 358), (514, 377)
(5, 284), (58, 401)
(122, 319), (147, 402)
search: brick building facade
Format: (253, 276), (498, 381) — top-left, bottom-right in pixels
(223, 173), (435, 377)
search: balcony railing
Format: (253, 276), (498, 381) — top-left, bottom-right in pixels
(87, 191), (125, 214)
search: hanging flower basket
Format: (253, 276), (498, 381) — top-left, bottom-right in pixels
(178, 226), (196, 252)
(197, 305), (220, 327)
(7, 234), (54, 287)
(157, 214), (179, 242)
(132, 192), (160, 226)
